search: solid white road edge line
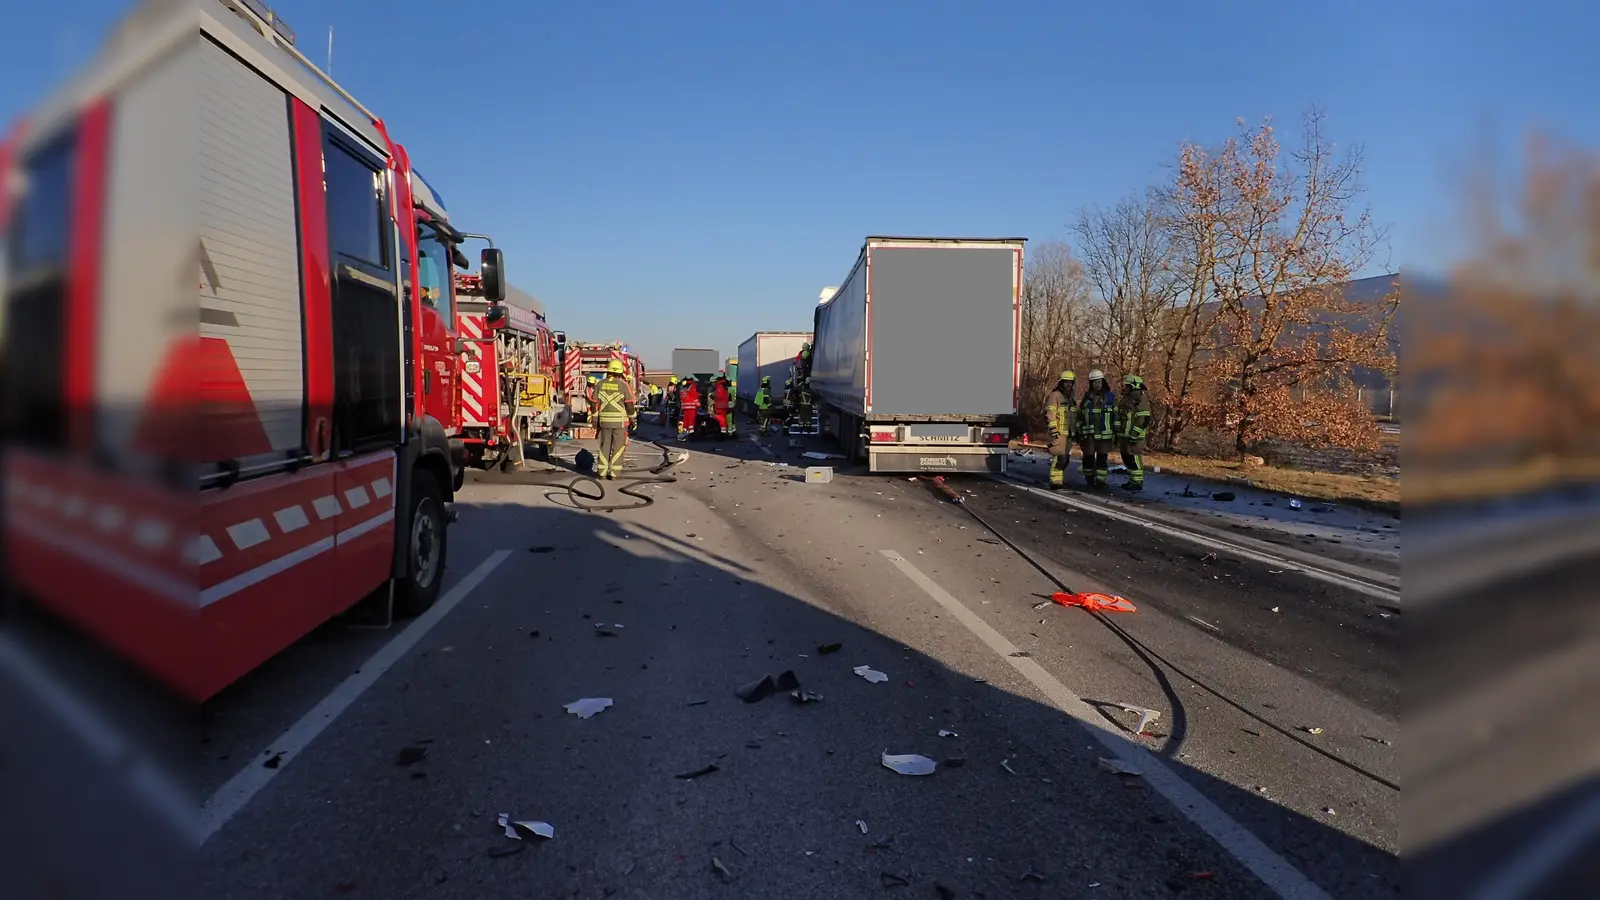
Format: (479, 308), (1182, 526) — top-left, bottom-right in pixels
(0, 633), (197, 844)
(1466, 786), (1600, 900)
(198, 549), (513, 846)
(993, 476), (1400, 604)
(879, 550), (1334, 900)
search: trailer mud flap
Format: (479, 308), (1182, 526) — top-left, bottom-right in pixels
(868, 447), (1006, 475)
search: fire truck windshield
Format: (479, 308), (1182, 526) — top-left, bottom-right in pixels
(414, 221), (454, 322)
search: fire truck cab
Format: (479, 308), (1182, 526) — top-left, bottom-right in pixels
(0, 0), (505, 701)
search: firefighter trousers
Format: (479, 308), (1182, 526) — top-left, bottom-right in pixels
(713, 407), (732, 434)
(1081, 438), (1112, 486)
(679, 406), (697, 436)
(1118, 438), (1146, 487)
(596, 424), (629, 478)
(1048, 433), (1071, 487)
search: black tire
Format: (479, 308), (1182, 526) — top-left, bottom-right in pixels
(394, 470), (448, 617)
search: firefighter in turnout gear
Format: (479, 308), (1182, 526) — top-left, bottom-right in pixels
(593, 359), (637, 479)
(1044, 370), (1078, 489)
(677, 377), (700, 440)
(1116, 374), (1153, 491)
(1078, 369), (1117, 489)
(711, 373), (734, 437)
(664, 377), (680, 426)
(754, 376), (774, 434)
(585, 375), (599, 422)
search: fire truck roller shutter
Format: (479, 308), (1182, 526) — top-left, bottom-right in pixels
(197, 37), (306, 466)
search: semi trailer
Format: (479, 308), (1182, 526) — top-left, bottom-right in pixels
(810, 236), (1025, 474)
(735, 332), (811, 415)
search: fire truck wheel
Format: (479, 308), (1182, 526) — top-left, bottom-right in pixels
(395, 471), (448, 617)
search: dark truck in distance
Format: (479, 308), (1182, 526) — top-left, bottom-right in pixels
(809, 236), (1025, 474)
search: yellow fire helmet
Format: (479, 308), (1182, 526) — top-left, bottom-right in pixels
(670, 376), (679, 384)
(587, 375), (598, 384)
(606, 359), (625, 374)
(1059, 370), (1076, 382)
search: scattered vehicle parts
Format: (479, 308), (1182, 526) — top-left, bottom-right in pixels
(497, 814), (555, 840)
(882, 751), (937, 776)
(856, 819), (869, 834)
(854, 665), (889, 684)
(563, 697), (613, 719)
(675, 764), (720, 780)
(1098, 757), (1142, 777)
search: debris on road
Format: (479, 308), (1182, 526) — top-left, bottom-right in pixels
(394, 745), (427, 766)
(1000, 758), (1018, 775)
(938, 729), (958, 738)
(497, 814), (555, 840)
(1051, 591), (1137, 613)
(789, 689), (824, 704)
(563, 697), (613, 719)
(882, 751), (937, 776)
(486, 842), (525, 858)
(1303, 726), (1325, 735)
(1098, 757), (1142, 777)
(1115, 703), (1161, 735)
(940, 757), (966, 769)
(853, 665), (889, 684)
(1031, 600), (1051, 610)
(528, 546), (555, 554)
(1271, 606), (1281, 613)
(675, 764), (720, 780)
(712, 856), (734, 881)
(1019, 866), (1048, 883)
(804, 466), (834, 484)
(686, 699), (709, 707)
(856, 819), (869, 834)
(1288, 499), (1303, 510)
(737, 670), (801, 703)
(816, 642), (843, 655)
(262, 752), (283, 769)
(879, 871), (911, 888)
(802, 451), (845, 461)
(1212, 491), (1236, 502)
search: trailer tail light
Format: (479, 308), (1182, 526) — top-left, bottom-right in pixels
(871, 429), (897, 443)
(982, 430), (1009, 445)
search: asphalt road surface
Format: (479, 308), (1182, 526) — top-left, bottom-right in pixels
(6, 417), (1415, 899)
(191, 421), (1408, 899)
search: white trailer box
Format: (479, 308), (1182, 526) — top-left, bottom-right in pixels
(810, 236), (1024, 474)
(736, 331), (811, 411)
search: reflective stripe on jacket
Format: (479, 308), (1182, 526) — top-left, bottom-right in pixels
(595, 378), (635, 425)
(1079, 389), (1117, 439)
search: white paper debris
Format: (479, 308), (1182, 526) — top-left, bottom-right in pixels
(856, 819), (869, 834)
(497, 813), (555, 839)
(881, 751), (937, 776)
(938, 729), (959, 738)
(563, 697), (613, 719)
(1289, 499), (1303, 510)
(853, 665), (889, 684)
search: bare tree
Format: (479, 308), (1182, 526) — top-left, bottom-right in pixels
(1070, 191), (1181, 380)
(1019, 241), (1093, 435)
(1174, 109), (1397, 453)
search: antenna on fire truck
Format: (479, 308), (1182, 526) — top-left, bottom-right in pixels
(326, 26), (333, 76)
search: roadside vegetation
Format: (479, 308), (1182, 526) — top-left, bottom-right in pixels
(1019, 108), (1401, 506)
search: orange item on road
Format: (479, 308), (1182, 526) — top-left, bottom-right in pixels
(1051, 591), (1138, 613)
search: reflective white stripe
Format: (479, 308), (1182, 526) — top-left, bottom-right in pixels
(200, 536), (335, 607)
(226, 519), (270, 551)
(312, 496), (342, 520)
(371, 477), (392, 499)
(344, 486), (371, 509)
(273, 506), (310, 533)
(194, 535), (222, 566)
(132, 519), (172, 550)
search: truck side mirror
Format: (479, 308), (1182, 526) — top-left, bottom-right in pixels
(553, 331), (567, 347)
(479, 248), (506, 302)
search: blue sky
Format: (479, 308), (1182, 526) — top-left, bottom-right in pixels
(5, 1), (1594, 368)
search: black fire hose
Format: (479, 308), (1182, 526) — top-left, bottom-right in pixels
(565, 439), (682, 512)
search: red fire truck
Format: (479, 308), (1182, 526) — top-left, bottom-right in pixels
(455, 267), (570, 468)
(563, 341), (644, 426)
(0, 0), (502, 702)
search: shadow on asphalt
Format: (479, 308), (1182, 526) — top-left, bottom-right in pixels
(180, 432), (1398, 900)
(11, 420), (1558, 897)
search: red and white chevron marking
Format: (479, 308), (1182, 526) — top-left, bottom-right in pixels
(459, 314), (490, 426)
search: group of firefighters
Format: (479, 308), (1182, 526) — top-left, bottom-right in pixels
(661, 372), (737, 441)
(1044, 368), (1153, 491)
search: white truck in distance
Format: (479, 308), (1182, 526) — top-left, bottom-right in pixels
(809, 236), (1025, 474)
(736, 331), (811, 415)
